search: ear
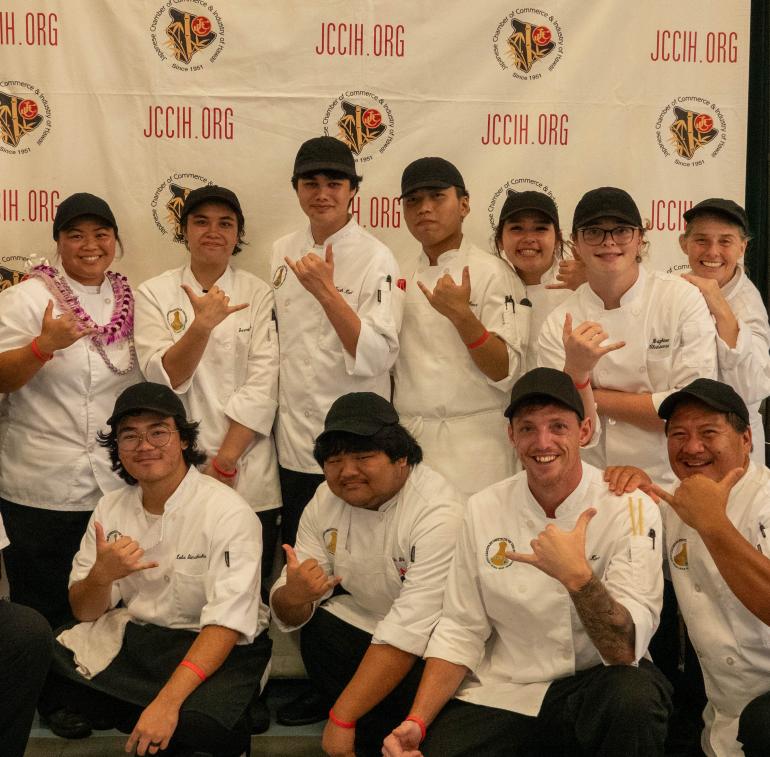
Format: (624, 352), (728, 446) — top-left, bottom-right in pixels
(743, 426), (753, 456)
(577, 415), (593, 447)
(678, 233), (688, 255)
(506, 421), (516, 447)
(459, 194), (470, 220)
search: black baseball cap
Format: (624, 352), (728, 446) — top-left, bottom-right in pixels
(572, 187), (642, 231)
(108, 382), (187, 427)
(498, 190), (560, 230)
(293, 136), (357, 179)
(180, 185), (244, 228)
(683, 198), (749, 235)
(317, 392), (400, 442)
(657, 378), (750, 426)
(53, 193), (117, 240)
(504, 368), (585, 421)
(400, 157), (466, 198)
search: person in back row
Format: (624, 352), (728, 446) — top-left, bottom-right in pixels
(538, 186), (718, 488)
(393, 157), (528, 499)
(677, 198), (770, 467)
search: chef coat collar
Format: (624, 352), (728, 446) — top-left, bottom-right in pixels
(63, 270), (112, 296)
(416, 234), (469, 272)
(523, 461), (591, 521)
(303, 216), (358, 250)
(584, 264), (646, 310)
(182, 263), (234, 294)
(133, 465), (200, 528)
(719, 264), (743, 299)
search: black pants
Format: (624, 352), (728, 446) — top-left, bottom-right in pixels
(0, 498), (91, 628)
(738, 689), (770, 756)
(421, 660), (672, 757)
(256, 507), (280, 600)
(278, 465), (324, 548)
(300, 607), (425, 757)
(0, 601), (53, 757)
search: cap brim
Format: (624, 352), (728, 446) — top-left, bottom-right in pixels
(400, 180), (456, 199)
(294, 160), (357, 177)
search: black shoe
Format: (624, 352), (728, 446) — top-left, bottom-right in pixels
(43, 708), (93, 739)
(249, 693), (271, 734)
(276, 688), (327, 727)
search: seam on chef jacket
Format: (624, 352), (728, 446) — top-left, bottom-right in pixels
(0, 276), (139, 510)
(70, 467), (268, 643)
(425, 464), (662, 715)
(270, 465), (463, 657)
(271, 219), (402, 472)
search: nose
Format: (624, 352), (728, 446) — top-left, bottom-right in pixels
(534, 427), (552, 449)
(680, 434), (705, 455)
(338, 457), (359, 479)
(135, 431), (154, 451)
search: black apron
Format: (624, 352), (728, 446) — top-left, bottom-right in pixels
(52, 621), (271, 730)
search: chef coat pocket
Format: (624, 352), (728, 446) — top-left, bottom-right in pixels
(628, 535), (659, 595)
(172, 569), (208, 623)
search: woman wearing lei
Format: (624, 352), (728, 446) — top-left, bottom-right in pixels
(0, 192), (140, 632)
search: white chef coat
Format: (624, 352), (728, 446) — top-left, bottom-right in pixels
(270, 464), (463, 657)
(664, 462), (770, 757)
(393, 239), (528, 498)
(271, 219), (403, 473)
(134, 264), (281, 512)
(0, 274), (140, 511)
(716, 267), (770, 467)
(70, 466), (269, 643)
(425, 463), (663, 716)
(505, 257), (572, 373)
(538, 267), (718, 487)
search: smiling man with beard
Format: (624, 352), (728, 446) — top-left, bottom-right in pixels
(606, 378), (770, 757)
(384, 367), (670, 757)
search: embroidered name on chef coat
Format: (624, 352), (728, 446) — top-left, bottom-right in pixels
(648, 336), (671, 351)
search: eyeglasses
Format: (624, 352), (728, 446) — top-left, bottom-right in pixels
(579, 226), (638, 246)
(117, 427), (178, 451)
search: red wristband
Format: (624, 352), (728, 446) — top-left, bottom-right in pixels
(212, 458), (237, 478)
(406, 714), (427, 743)
(30, 338), (53, 363)
(465, 329), (490, 350)
(328, 709), (356, 729)
(574, 376), (591, 390)
(179, 659), (207, 682)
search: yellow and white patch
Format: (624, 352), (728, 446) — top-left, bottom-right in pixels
(485, 537), (515, 569)
(167, 308), (187, 333)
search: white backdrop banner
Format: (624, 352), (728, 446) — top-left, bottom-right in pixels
(0, 1), (750, 287)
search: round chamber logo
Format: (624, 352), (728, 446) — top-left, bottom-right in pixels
(492, 10), (564, 80)
(669, 539), (689, 570)
(149, 2), (225, 70)
(655, 96), (726, 166)
(485, 537), (515, 569)
(487, 178), (558, 232)
(323, 90), (395, 163)
(150, 172), (214, 242)
(0, 80), (52, 154)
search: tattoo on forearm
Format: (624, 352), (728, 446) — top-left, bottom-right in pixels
(568, 575), (635, 663)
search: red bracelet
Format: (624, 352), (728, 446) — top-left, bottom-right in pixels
(212, 458), (237, 478)
(465, 329), (490, 350)
(179, 659), (207, 682)
(30, 338), (53, 363)
(328, 709), (356, 729)
(406, 714), (427, 743)
(574, 376), (591, 390)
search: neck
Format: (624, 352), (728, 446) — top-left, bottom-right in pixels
(517, 268), (543, 286)
(190, 260), (228, 291)
(528, 465), (583, 518)
(140, 465), (188, 515)
(588, 266), (639, 310)
(310, 215), (350, 246)
(425, 231), (464, 266)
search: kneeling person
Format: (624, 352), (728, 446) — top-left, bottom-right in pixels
(41, 383), (272, 757)
(270, 392), (464, 757)
(385, 368), (671, 757)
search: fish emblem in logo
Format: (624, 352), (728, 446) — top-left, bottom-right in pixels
(166, 9), (216, 64)
(507, 19), (556, 73)
(0, 93), (43, 148)
(670, 107), (718, 160)
(338, 101), (386, 155)
(166, 183), (192, 242)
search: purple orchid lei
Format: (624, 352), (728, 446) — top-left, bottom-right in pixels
(25, 263), (137, 376)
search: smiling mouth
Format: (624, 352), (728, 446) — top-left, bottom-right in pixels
(699, 260), (723, 268)
(532, 454), (557, 463)
(516, 249), (540, 257)
(679, 459), (712, 469)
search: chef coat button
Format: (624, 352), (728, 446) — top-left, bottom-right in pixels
(638, 367), (645, 374)
(562, 649), (571, 660)
(164, 575), (170, 583)
(608, 417), (616, 426)
(526, 520), (535, 529)
(285, 298), (291, 307)
(726, 656), (735, 666)
(304, 410), (311, 418)
(694, 583), (701, 593)
(104, 298), (112, 304)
